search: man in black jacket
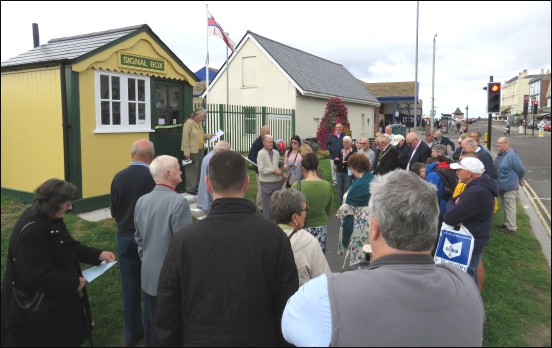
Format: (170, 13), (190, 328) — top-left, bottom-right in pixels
(434, 130), (455, 157)
(110, 139), (156, 347)
(445, 157), (498, 286)
(405, 132), (432, 171)
(156, 150), (299, 347)
(248, 125), (270, 214)
(373, 135), (399, 176)
(461, 138), (498, 180)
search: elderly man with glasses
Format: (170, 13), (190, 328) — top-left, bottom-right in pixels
(356, 137), (376, 169)
(405, 132), (432, 172)
(494, 137), (525, 235)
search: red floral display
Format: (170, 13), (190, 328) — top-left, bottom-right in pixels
(316, 97), (352, 150)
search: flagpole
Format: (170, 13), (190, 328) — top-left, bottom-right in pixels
(205, 4), (209, 110)
(226, 44), (229, 119)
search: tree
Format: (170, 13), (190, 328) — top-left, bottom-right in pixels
(316, 97), (351, 150)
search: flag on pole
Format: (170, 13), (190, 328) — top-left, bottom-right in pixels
(207, 10), (235, 51)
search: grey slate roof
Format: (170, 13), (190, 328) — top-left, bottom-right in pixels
(247, 31), (379, 104)
(2, 25), (144, 68)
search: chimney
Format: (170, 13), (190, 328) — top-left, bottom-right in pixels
(32, 23), (39, 48)
(541, 69), (544, 75)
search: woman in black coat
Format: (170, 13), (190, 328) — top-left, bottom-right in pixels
(1, 179), (115, 347)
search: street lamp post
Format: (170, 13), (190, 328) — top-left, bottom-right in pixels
(413, 1), (419, 131)
(431, 34), (437, 132)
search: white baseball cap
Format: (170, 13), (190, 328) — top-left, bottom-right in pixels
(450, 157), (485, 174)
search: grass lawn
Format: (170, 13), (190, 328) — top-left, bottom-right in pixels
(1, 161), (550, 346)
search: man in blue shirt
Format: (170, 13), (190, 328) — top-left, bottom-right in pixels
(325, 123), (345, 186)
(281, 170), (485, 347)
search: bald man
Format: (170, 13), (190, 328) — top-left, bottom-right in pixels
(111, 139), (156, 347)
(405, 132), (432, 171)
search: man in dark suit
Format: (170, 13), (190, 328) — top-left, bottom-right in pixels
(110, 139), (156, 347)
(373, 135), (399, 176)
(406, 132), (432, 171)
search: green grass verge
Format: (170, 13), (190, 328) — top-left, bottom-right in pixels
(481, 200), (551, 347)
(1, 165), (550, 346)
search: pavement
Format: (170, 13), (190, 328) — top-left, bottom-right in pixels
(77, 192), (205, 222)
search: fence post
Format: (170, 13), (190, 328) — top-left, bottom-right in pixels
(219, 104), (225, 140)
(262, 106), (267, 128)
(291, 109), (296, 137)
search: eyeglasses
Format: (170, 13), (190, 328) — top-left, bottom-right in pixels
(497, 142), (507, 144)
(300, 205), (310, 214)
(65, 201), (74, 206)
(406, 142), (413, 145)
(291, 141), (299, 144)
(358, 142), (366, 144)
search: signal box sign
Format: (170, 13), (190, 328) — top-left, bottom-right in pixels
(118, 53), (166, 74)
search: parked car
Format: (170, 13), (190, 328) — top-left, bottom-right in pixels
(544, 121), (551, 132)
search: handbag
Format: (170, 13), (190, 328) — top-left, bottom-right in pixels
(5, 221), (49, 332)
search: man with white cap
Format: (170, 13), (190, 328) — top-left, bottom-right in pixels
(392, 134), (411, 170)
(444, 157), (498, 286)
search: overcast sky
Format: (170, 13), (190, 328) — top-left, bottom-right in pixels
(2, 1), (551, 119)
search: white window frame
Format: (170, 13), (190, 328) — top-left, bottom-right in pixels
(94, 70), (153, 133)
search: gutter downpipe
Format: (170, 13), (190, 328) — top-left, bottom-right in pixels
(59, 61), (71, 183)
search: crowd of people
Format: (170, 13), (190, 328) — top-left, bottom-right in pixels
(1, 109), (527, 347)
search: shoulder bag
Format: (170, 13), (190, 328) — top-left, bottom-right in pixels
(5, 221), (49, 333)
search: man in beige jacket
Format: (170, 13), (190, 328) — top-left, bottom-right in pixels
(181, 108), (214, 195)
(257, 135), (282, 221)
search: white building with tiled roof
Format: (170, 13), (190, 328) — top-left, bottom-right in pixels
(205, 31), (380, 140)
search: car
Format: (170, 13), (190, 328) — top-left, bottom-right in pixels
(544, 121), (551, 132)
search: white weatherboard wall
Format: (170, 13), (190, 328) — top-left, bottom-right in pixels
(207, 38), (296, 110)
(296, 95), (374, 140)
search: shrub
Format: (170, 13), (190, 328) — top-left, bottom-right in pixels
(316, 97), (351, 150)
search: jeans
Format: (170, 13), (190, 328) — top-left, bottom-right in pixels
(117, 235), (150, 344)
(336, 171), (353, 206)
(467, 252), (484, 286)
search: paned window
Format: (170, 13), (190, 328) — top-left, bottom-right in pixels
(244, 107), (256, 134)
(95, 70), (151, 133)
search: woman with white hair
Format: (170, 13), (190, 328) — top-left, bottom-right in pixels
(270, 189), (331, 286)
(334, 135), (356, 206)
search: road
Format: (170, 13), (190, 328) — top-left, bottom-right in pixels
(468, 120), (551, 230)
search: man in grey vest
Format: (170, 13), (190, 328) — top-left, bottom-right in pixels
(282, 170), (485, 347)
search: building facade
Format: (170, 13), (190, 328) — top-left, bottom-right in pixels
(1, 25), (198, 212)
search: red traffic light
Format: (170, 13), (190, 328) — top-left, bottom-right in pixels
(533, 101), (538, 105)
(491, 85), (500, 92)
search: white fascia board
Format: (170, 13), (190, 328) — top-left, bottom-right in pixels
(202, 33), (304, 98)
(302, 91), (380, 107)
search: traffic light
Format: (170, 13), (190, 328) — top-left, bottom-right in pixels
(487, 82), (501, 113)
(532, 100), (538, 114)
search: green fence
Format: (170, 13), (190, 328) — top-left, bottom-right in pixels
(193, 103), (295, 152)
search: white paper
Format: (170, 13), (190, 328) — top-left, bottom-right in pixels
(242, 155), (258, 167)
(210, 129), (224, 141)
(82, 261), (117, 282)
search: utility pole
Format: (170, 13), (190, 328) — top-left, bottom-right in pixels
(465, 105), (469, 133)
(431, 34), (437, 132)
(413, 1), (419, 131)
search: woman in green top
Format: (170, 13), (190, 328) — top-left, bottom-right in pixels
(291, 153), (333, 253)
